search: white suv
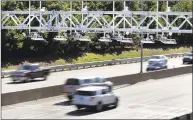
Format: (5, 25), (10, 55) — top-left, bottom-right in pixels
(63, 76), (113, 101)
(73, 86), (119, 112)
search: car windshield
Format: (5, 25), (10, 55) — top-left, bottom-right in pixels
(95, 78), (105, 83)
(18, 65), (32, 70)
(150, 63), (161, 66)
(83, 79), (91, 84)
(76, 91), (96, 96)
(66, 79), (80, 85)
(185, 53), (192, 57)
(151, 56), (161, 59)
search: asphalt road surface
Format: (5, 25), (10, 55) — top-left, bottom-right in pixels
(2, 73), (192, 119)
(2, 57), (189, 93)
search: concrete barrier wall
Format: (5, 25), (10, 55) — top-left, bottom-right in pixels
(107, 65), (192, 86)
(2, 65), (192, 106)
(2, 85), (64, 106)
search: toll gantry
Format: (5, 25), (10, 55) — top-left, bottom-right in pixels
(1, 0), (192, 44)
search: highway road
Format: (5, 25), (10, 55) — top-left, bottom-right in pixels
(2, 57), (190, 93)
(2, 73), (192, 119)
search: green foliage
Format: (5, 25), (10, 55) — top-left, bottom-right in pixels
(1, 1), (192, 68)
(2, 47), (191, 70)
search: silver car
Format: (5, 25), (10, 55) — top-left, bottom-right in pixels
(147, 55), (168, 71)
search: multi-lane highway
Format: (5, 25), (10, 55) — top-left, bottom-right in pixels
(2, 57), (190, 93)
(2, 73), (192, 119)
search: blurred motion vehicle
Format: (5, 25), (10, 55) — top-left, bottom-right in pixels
(146, 55), (168, 71)
(11, 64), (50, 82)
(73, 86), (119, 112)
(63, 76), (113, 101)
(183, 53), (193, 64)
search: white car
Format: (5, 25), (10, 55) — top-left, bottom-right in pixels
(147, 55), (168, 71)
(73, 86), (119, 112)
(63, 76), (113, 101)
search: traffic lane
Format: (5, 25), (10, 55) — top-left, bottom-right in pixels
(2, 74), (192, 119)
(2, 57), (188, 93)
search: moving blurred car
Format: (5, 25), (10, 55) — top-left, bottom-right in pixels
(146, 55), (168, 71)
(11, 64), (50, 82)
(73, 86), (119, 112)
(63, 76), (113, 101)
(183, 53), (193, 64)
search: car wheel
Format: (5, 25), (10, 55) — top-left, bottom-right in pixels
(43, 75), (47, 81)
(95, 102), (103, 112)
(113, 98), (119, 108)
(67, 96), (73, 101)
(23, 80), (28, 83)
(23, 77), (30, 83)
(76, 105), (82, 110)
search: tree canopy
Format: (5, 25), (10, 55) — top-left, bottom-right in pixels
(1, 1), (192, 61)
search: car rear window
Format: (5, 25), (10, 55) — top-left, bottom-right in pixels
(150, 63), (162, 66)
(83, 79), (91, 84)
(185, 53), (193, 57)
(66, 79), (80, 85)
(95, 78), (105, 83)
(76, 91), (96, 96)
(151, 56), (161, 59)
(19, 65), (31, 70)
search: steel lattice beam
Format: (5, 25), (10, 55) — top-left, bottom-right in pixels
(1, 0), (193, 34)
(1, 0), (192, 1)
(1, 11), (192, 33)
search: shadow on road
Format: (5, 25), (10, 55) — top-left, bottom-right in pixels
(6, 79), (45, 84)
(54, 101), (72, 106)
(66, 106), (115, 116)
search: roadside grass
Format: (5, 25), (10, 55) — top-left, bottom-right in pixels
(2, 47), (191, 71)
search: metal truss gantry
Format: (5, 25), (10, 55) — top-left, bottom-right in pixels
(1, 0), (193, 34)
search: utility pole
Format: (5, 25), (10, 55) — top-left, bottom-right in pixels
(140, 34), (143, 73)
(0, 0), (2, 118)
(140, 1), (144, 73)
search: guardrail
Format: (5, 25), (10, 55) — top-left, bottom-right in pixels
(1, 53), (186, 78)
